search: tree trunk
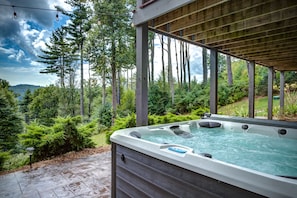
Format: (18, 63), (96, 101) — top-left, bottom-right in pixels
(161, 35), (166, 88)
(180, 41), (183, 85)
(88, 63), (91, 119)
(151, 33), (154, 83)
(167, 37), (174, 104)
(174, 39), (180, 86)
(80, 43), (84, 118)
(226, 55), (233, 86)
(202, 47), (208, 84)
(186, 43), (191, 90)
(182, 42), (186, 86)
(102, 67), (106, 106)
(111, 39), (117, 122)
(117, 68), (121, 105)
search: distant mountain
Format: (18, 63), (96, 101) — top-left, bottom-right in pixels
(9, 84), (41, 101)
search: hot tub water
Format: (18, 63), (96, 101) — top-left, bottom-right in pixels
(141, 127), (297, 177)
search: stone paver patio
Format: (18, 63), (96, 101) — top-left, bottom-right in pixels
(0, 151), (111, 198)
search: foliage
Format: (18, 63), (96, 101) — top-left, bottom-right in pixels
(78, 118), (98, 136)
(118, 89), (135, 116)
(0, 151), (10, 171)
(98, 103), (113, 128)
(38, 28), (75, 88)
(0, 80), (23, 152)
(171, 83), (209, 114)
(284, 90), (297, 116)
(19, 89), (33, 124)
(148, 84), (169, 115)
(2, 153), (29, 171)
(19, 117), (95, 161)
(29, 86), (59, 126)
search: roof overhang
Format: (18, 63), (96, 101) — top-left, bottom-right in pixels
(133, 0), (297, 71)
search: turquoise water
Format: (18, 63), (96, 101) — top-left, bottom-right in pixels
(141, 127), (297, 177)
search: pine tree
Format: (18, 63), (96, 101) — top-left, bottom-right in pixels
(57, 0), (91, 118)
(0, 79), (23, 152)
(39, 28), (75, 88)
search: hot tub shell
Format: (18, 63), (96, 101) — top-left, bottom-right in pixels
(110, 115), (297, 198)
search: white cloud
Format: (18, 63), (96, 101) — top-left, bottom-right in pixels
(15, 50), (25, 62)
(7, 49), (25, 62)
(0, 46), (16, 55)
(32, 30), (50, 52)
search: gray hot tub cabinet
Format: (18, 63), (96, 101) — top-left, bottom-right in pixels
(111, 144), (265, 198)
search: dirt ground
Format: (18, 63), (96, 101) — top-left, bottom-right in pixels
(0, 146), (111, 176)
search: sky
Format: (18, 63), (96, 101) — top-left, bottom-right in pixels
(0, 0), (72, 86)
(0, 0), (204, 87)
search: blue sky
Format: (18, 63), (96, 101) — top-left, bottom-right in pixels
(0, 0), (71, 86)
(0, 0), (204, 87)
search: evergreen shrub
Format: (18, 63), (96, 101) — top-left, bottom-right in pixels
(19, 117), (95, 161)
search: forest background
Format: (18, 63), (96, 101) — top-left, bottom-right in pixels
(1, 0), (297, 171)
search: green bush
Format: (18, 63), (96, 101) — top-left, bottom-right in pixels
(2, 153), (29, 171)
(148, 84), (169, 115)
(98, 103), (112, 127)
(19, 117), (95, 161)
(0, 151), (10, 171)
(285, 91), (297, 116)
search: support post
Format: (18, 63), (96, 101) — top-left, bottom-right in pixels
(248, 61), (255, 118)
(267, 67), (274, 120)
(280, 71), (285, 117)
(210, 49), (218, 114)
(111, 143), (116, 198)
(136, 22), (149, 126)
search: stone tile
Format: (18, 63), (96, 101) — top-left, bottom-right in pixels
(0, 151), (111, 198)
(39, 189), (58, 198)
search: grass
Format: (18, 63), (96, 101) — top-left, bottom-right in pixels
(218, 96), (280, 117)
(91, 133), (109, 147)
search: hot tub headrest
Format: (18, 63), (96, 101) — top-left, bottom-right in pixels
(130, 131), (141, 138)
(170, 125), (193, 138)
(199, 121), (221, 128)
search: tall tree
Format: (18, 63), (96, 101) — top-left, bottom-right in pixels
(39, 28), (74, 88)
(92, 0), (135, 121)
(202, 47), (208, 84)
(174, 39), (180, 86)
(226, 55), (233, 86)
(158, 34), (166, 89)
(58, 0), (91, 118)
(20, 89), (33, 124)
(167, 37), (174, 104)
(29, 86), (59, 126)
(148, 32), (155, 84)
(0, 79), (23, 152)
(186, 43), (191, 90)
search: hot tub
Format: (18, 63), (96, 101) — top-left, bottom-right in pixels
(110, 114), (297, 198)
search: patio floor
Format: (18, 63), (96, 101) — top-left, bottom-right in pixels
(0, 150), (111, 198)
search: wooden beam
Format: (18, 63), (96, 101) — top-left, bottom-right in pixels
(219, 32), (297, 51)
(248, 61), (255, 118)
(210, 49), (218, 114)
(171, 1), (296, 36)
(267, 67), (274, 120)
(204, 20), (297, 46)
(133, 0), (194, 25)
(136, 22), (149, 126)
